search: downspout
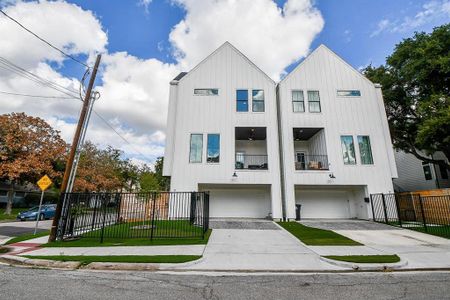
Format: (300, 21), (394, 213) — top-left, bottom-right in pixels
(275, 84), (287, 221)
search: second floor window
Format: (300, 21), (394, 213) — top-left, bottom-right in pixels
(422, 162), (433, 180)
(292, 90), (305, 112)
(252, 90), (265, 112)
(341, 135), (356, 165)
(189, 134), (203, 163)
(207, 134), (220, 163)
(357, 136), (373, 164)
(194, 88), (219, 96)
(236, 90), (248, 112)
(308, 91), (321, 113)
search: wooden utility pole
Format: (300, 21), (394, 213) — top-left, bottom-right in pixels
(48, 54), (101, 242)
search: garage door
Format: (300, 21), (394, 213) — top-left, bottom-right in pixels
(296, 190), (350, 218)
(206, 187), (271, 218)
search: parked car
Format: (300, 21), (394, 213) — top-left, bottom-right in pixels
(16, 204), (56, 221)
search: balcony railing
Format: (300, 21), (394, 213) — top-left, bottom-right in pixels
(235, 154), (268, 170)
(294, 154), (329, 170)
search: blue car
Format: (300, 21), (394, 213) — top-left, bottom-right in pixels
(17, 204), (56, 221)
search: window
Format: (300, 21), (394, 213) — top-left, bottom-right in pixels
(189, 134), (203, 163)
(337, 90), (361, 97)
(207, 134), (220, 163)
(438, 161), (448, 179)
(236, 90), (248, 112)
(422, 162), (433, 180)
(194, 88), (219, 96)
(308, 91), (321, 112)
(357, 136), (373, 164)
(292, 90), (305, 112)
(0, 190), (7, 197)
(341, 135), (356, 165)
(252, 90), (265, 112)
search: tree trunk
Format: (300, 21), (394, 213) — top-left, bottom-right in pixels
(4, 183), (14, 215)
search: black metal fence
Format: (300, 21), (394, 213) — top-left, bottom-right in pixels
(370, 193), (450, 238)
(56, 191), (210, 242)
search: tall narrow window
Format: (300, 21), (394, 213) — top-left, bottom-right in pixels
(189, 134), (203, 163)
(308, 91), (321, 112)
(422, 162), (433, 180)
(207, 134), (220, 163)
(292, 90), (305, 112)
(252, 90), (265, 112)
(341, 135), (356, 165)
(236, 90), (248, 112)
(357, 136), (374, 164)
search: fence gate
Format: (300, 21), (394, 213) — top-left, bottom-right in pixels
(370, 193), (450, 238)
(56, 191), (210, 243)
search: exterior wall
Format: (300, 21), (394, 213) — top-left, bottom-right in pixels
(393, 150), (450, 192)
(164, 42), (283, 219)
(278, 45), (397, 219)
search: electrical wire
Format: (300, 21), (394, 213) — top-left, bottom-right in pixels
(0, 9), (91, 68)
(0, 90), (78, 99)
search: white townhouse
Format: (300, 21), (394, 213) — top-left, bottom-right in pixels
(163, 42), (398, 220)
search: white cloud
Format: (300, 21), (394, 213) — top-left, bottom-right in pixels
(0, 0), (324, 166)
(371, 0), (450, 37)
(169, 0), (324, 81)
(137, 0), (153, 13)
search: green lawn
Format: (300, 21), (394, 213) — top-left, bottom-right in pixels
(43, 229), (212, 247)
(324, 255), (400, 263)
(21, 255), (201, 265)
(384, 221), (450, 239)
(4, 230), (50, 245)
(277, 222), (362, 246)
(0, 208), (22, 221)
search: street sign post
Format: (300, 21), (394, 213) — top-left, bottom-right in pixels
(34, 175), (52, 235)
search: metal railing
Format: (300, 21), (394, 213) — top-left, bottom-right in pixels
(235, 154), (268, 170)
(370, 193), (450, 238)
(294, 154), (329, 170)
(56, 191), (210, 243)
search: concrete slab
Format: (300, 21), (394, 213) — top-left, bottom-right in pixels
(210, 219), (279, 230)
(21, 245), (205, 257)
(301, 219), (397, 231)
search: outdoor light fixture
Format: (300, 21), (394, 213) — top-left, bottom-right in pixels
(232, 172), (238, 178)
(329, 173), (336, 179)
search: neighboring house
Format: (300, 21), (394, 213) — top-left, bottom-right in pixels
(163, 42), (397, 220)
(393, 150), (450, 192)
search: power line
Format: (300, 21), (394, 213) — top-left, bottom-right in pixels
(0, 90), (78, 99)
(0, 9), (90, 68)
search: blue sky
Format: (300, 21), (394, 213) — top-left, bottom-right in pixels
(0, 0), (448, 166)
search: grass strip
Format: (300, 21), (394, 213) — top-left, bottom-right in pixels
(43, 229), (212, 247)
(5, 230), (50, 245)
(0, 208), (23, 221)
(324, 255), (400, 264)
(277, 222), (362, 246)
(22, 255), (201, 265)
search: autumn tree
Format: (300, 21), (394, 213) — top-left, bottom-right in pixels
(0, 113), (67, 214)
(364, 24), (450, 170)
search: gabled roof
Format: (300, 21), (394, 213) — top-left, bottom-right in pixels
(176, 41), (276, 85)
(280, 44), (376, 87)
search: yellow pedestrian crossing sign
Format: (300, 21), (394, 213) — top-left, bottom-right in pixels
(37, 175), (52, 191)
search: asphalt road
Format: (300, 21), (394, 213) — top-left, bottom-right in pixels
(0, 265), (449, 300)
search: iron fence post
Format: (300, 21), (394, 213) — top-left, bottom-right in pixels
(150, 192), (157, 240)
(394, 193), (402, 227)
(370, 194), (376, 221)
(381, 193), (389, 224)
(100, 194), (107, 243)
(418, 194), (428, 233)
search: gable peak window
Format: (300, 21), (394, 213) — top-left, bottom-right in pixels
(337, 90), (361, 97)
(292, 90), (305, 112)
(252, 90), (265, 112)
(308, 90), (321, 113)
(194, 88), (219, 96)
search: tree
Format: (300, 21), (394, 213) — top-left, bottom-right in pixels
(139, 172), (159, 192)
(0, 113), (67, 214)
(364, 24), (450, 170)
(153, 157), (170, 191)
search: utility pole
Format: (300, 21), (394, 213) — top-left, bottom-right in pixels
(48, 54), (101, 242)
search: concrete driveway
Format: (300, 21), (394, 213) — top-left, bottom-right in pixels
(186, 219), (341, 271)
(301, 219), (450, 269)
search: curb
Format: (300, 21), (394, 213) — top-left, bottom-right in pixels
(0, 254), (81, 269)
(319, 256), (408, 271)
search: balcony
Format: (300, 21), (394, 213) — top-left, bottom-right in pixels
(235, 154), (268, 170)
(235, 127), (268, 170)
(294, 154), (329, 171)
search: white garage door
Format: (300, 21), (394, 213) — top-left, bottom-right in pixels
(207, 188), (271, 218)
(296, 190), (350, 219)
